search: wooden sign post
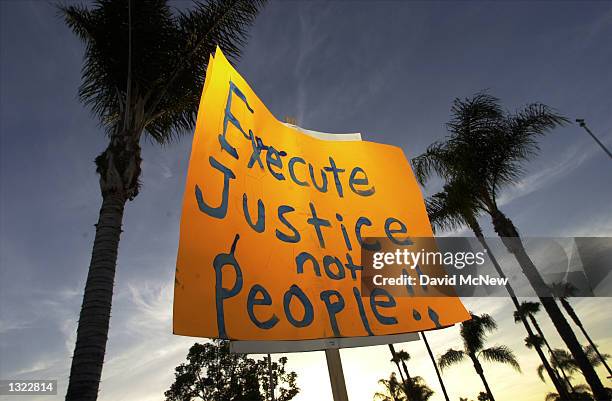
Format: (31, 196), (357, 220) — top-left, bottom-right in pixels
(325, 349), (349, 401)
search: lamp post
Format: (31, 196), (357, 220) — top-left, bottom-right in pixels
(576, 119), (612, 159)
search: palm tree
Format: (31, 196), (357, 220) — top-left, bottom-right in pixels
(438, 313), (521, 401)
(375, 373), (406, 401)
(389, 346), (419, 400)
(514, 301), (575, 390)
(551, 282), (612, 378)
(538, 347), (611, 401)
(524, 334), (572, 393)
(425, 179), (569, 398)
(538, 347), (611, 384)
(388, 347), (434, 401)
(389, 345), (408, 387)
(412, 93), (608, 400)
(396, 350), (423, 401)
(59, 1), (266, 399)
(420, 331), (450, 401)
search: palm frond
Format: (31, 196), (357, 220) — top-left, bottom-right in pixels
(460, 313), (497, 353)
(584, 344), (610, 366)
(58, 0), (266, 144)
(145, 0), (267, 143)
(549, 349), (579, 373)
(411, 142), (455, 185)
(396, 350), (411, 362)
(446, 92), (503, 139)
(544, 392), (559, 401)
(411, 91), (567, 210)
(425, 178), (483, 234)
(479, 345), (521, 372)
(571, 384), (592, 395)
(509, 103), (569, 143)
(549, 281), (577, 300)
(524, 334), (544, 350)
(514, 301), (541, 323)
(536, 364), (546, 382)
(426, 193), (467, 233)
(438, 349), (466, 371)
(57, 3), (95, 41)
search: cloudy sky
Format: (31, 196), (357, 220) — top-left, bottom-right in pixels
(1, 1), (611, 401)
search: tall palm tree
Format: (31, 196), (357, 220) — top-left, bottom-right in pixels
(389, 346), (418, 400)
(438, 313), (521, 401)
(412, 93), (608, 400)
(537, 346), (611, 401)
(389, 345), (408, 386)
(524, 334), (574, 393)
(551, 282), (612, 377)
(396, 350), (422, 401)
(513, 301), (574, 389)
(59, 1), (266, 399)
(425, 179), (569, 398)
(388, 347), (433, 401)
(538, 347), (611, 385)
(420, 331), (450, 401)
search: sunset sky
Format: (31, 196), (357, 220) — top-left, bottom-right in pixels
(1, 1), (611, 401)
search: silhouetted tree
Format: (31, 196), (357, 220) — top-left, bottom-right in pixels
(59, 1), (266, 399)
(413, 93), (607, 400)
(438, 313), (521, 401)
(514, 301), (574, 389)
(551, 282), (612, 377)
(425, 179), (569, 398)
(165, 340), (299, 401)
(537, 346), (610, 389)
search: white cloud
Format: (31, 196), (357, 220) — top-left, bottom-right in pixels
(497, 142), (597, 207)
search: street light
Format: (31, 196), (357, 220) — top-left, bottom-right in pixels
(575, 119), (612, 160)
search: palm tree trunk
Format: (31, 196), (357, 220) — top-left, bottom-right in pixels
(490, 208), (608, 400)
(468, 221), (570, 399)
(470, 354), (495, 401)
(420, 331), (450, 401)
(528, 315), (575, 391)
(400, 359), (412, 382)
(399, 360), (415, 400)
(66, 193), (126, 400)
(561, 298), (612, 377)
(388, 345), (407, 385)
(388, 345), (416, 401)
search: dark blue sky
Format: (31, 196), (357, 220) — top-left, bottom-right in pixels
(1, 1), (610, 400)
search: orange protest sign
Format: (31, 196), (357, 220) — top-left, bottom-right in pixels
(173, 49), (469, 340)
